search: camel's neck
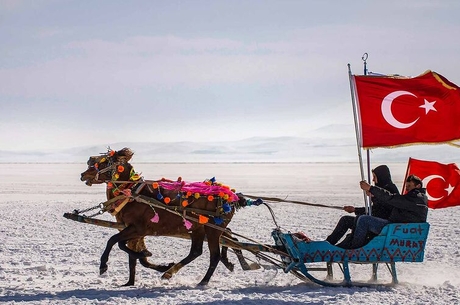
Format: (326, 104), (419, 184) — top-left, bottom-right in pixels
(106, 180), (134, 199)
(105, 166), (141, 200)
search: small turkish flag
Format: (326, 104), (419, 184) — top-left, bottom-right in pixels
(404, 157), (460, 209)
(353, 71), (460, 148)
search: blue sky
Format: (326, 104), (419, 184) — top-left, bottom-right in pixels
(1, 0), (460, 151)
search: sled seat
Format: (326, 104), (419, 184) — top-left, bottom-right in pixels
(273, 222), (430, 264)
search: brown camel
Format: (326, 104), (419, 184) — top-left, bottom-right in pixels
(80, 148), (251, 286)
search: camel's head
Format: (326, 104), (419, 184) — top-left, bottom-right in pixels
(80, 147), (134, 186)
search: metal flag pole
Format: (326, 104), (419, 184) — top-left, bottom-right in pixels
(361, 55), (377, 280)
(347, 62), (369, 214)
(362, 53), (372, 215)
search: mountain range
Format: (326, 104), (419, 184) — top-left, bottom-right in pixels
(2, 124), (459, 163)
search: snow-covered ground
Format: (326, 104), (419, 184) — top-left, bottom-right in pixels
(1, 162), (459, 304)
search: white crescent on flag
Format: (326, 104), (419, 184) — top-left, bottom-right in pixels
(381, 91), (419, 129)
(422, 174), (446, 201)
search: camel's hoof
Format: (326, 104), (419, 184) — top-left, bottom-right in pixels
(223, 262), (234, 272)
(161, 272), (172, 280)
(197, 280), (209, 286)
(100, 266), (108, 275)
(122, 281), (134, 287)
(141, 250), (153, 257)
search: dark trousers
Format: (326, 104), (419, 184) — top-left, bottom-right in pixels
(326, 215), (356, 245)
(350, 215), (389, 249)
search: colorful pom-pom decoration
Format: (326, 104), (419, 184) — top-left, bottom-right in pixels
(214, 217), (224, 225)
(182, 200), (189, 207)
(107, 182), (114, 189)
(254, 198), (263, 206)
(152, 182), (159, 189)
(198, 215), (209, 224)
(223, 194), (229, 200)
(150, 213), (160, 223)
(183, 219), (193, 230)
(157, 193), (163, 200)
(109, 150), (115, 156)
(218, 192), (224, 197)
(207, 195), (214, 201)
(117, 165), (124, 173)
(194, 193), (200, 199)
(186, 191), (192, 197)
(164, 197), (171, 204)
(94, 163), (99, 169)
(113, 173), (119, 180)
(223, 203), (232, 213)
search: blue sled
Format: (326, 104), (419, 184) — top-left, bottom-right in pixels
(271, 223), (430, 287)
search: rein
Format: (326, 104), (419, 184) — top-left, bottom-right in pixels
(242, 194), (342, 210)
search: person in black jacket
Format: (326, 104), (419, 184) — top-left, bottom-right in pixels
(350, 174), (428, 249)
(326, 165), (399, 248)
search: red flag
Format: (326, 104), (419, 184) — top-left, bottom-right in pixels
(353, 71), (460, 148)
(404, 157), (460, 209)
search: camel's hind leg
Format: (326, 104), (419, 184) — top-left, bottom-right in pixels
(198, 227), (223, 286)
(161, 227), (205, 281)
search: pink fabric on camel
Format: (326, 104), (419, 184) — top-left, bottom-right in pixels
(158, 180), (239, 202)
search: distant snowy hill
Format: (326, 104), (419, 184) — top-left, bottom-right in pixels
(2, 124), (459, 163)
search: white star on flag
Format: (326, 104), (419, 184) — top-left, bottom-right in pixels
(445, 184), (455, 196)
(419, 99), (437, 114)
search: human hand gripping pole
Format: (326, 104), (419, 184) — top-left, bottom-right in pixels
(360, 180), (371, 192)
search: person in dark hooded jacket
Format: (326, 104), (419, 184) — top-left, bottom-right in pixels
(350, 174), (428, 249)
(326, 165), (399, 248)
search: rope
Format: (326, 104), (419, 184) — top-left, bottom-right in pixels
(261, 202), (280, 229)
(243, 194), (342, 210)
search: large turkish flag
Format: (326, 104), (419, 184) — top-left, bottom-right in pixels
(353, 71), (460, 148)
